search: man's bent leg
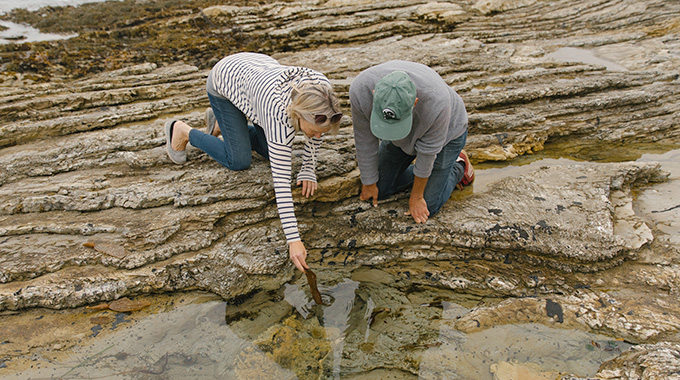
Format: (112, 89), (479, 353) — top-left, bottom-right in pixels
(423, 130), (468, 215)
(377, 140), (416, 200)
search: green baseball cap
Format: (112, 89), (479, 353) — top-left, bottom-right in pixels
(370, 71), (417, 141)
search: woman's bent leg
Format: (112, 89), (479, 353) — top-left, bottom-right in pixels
(189, 94), (252, 170)
(249, 124), (269, 161)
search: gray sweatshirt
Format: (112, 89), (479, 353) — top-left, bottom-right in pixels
(349, 60), (468, 184)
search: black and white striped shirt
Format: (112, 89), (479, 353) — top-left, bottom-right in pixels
(208, 53), (329, 243)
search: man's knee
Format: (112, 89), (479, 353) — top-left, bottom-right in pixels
(426, 197), (446, 216)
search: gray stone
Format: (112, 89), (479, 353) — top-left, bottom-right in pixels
(0, 0), (679, 378)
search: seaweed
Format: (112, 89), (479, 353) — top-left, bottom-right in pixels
(304, 268), (323, 305)
(0, 0), (271, 79)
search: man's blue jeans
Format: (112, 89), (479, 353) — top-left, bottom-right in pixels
(377, 130), (467, 215)
(188, 93), (269, 170)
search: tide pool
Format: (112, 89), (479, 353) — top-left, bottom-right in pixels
(0, 0), (119, 13)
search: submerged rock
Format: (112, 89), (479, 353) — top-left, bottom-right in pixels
(0, 0), (679, 378)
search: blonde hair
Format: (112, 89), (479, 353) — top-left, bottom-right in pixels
(288, 83), (342, 135)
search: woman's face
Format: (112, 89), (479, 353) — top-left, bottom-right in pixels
(299, 117), (330, 138)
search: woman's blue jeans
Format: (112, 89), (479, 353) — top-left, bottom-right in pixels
(188, 93), (269, 170)
(377, 130), (467, 215)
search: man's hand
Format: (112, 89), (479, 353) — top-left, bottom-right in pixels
(405, 175), (430, 223)
(297, 180), (317, 198)
(407, 196), (430, 223)
(289, 240), (309, 273)
(360, 183), (379, 207)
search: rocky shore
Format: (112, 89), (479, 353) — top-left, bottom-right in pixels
(1, 0), (679, 378)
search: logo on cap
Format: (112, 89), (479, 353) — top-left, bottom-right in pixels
(382, 108), (397, 120)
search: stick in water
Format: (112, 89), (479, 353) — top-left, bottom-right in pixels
(305, 268), (323, 305)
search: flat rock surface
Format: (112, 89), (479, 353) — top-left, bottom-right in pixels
(0, 0), (679, 378)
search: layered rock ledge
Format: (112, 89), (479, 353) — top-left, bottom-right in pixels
(1, 0), (679, 378)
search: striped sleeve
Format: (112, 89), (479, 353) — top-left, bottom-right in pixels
(297, 137), (322, 183)
(268, 140), (300, 243)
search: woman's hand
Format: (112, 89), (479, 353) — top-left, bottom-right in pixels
(297, 180), (317, 198)
(289, 240), (310, 273)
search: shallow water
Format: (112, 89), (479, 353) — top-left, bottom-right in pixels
(474, 144), (679, 186)
(0, 20), (77, 44)
(3, 269), (631, 380)
(2, 145), (677, 379)
(0, 0), (118, 13)
(474, 144), (680, 243)
(546, 47), (628, 71)
(0, 0), (119, 44)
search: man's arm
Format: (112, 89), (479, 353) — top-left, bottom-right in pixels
(350, 76), (381, 186)
(350, 78), (382, 208)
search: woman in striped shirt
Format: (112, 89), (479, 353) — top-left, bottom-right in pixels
(165, 52), (342, 273)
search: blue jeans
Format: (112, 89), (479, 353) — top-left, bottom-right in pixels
(377, 130), (467, 215)
(188, 93), (269, 170)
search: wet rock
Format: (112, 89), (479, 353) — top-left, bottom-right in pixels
(597, 342), (680, 380)
(452, 289), (680, 343)
(473, 0), (539, 16)
(489, 360), (559, 380)
(107, 297), (151, 312)
(244, 316), (331, 380)
(0, 0), (679, 378)
(546, 299), (564, 323)
(316, 162), (667, 273)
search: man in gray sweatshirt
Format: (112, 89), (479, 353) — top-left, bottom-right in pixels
(349, 60), (474, 223)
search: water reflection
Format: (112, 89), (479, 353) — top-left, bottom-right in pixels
(275, 266), (630, 379)
(286, 278), (362, 379)
(3, 264), (634, 379)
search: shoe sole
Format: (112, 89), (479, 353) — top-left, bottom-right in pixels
(205, 108), (218, 137)
(165, 120), (187, 164)
(459, 150), (474, 186)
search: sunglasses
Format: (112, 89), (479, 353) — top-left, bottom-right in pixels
(312, 112), (343, 125)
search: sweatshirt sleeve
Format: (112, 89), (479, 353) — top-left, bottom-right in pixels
(412, 106), (451, 178)
(350, 79), (381, 185)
